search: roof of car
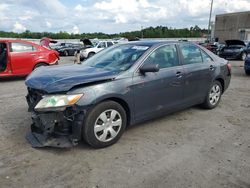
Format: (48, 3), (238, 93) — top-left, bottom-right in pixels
(123, 40), (186, 47)
(97, 40), (115, 43)
(0, 39), (39, 45)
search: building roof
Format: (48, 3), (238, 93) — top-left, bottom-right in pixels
(216, 11), (250, 17)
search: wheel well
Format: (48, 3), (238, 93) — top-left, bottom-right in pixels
(100, 97), (131, 126)
(33, 62), (48, 70)
(216, 78), (224, 93)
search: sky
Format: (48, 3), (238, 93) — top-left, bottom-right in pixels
(0, 0), (250, 34)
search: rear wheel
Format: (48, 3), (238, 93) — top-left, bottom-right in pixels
(33, 63), (47, 70)
(83, 101), (127, 148)
(64, 51), (69, 56)
(202, 81), (222, 109)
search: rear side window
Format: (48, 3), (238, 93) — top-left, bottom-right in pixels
(11, 42), (36, 52)
(179, 44), (203, 65)
(143, 44), (179, 69)
(201, 50), (213, 62)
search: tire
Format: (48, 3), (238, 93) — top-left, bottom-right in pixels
(88, 52), (95, 58)
(245, 69), (250, 75)
(241, 52), (247, 61)
(64, 51), (69, 56)
(202, 81), (222, 109)
(83, 101), (127, 148)
(80, 56), (85, 61)
(33, 63), (47, 70)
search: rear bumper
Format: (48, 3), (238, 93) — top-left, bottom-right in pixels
(218, 52), (242, 59)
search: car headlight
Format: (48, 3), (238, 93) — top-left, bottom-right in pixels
(35, 94), (83, 111)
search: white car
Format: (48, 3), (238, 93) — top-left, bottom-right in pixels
(80, 41), (115, 59)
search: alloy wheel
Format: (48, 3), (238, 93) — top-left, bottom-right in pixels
(209, 84), (221, 106)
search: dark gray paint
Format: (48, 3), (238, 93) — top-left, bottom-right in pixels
(25, 41), (231, 147)
(66, 42), (231, 125)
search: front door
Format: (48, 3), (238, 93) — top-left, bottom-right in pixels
(132, 44), (184, 121)
(0, 42), (8, 73)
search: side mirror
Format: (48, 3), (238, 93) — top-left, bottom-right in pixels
(139, 64), (159, 74)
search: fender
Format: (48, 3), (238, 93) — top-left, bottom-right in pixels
(93, 93), (133, 125)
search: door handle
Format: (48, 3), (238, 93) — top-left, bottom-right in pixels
(176, 71), (182, 78)
(209, 65), (215, 71)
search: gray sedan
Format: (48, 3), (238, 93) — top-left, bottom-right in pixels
(25, 41), (231, 148)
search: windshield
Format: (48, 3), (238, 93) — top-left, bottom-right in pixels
(82, 44), (150, 71)
(91, 41), (98, 47)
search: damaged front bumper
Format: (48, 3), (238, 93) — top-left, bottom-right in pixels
(26, 109), (85, 148)
(26, 87), (86, 148)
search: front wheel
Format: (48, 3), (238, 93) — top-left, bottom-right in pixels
(83, 101), (127, 148)
(202, 81), (222, 109)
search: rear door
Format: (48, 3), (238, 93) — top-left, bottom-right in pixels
(9, 42), (37, 75)
(178, 43), (215, 104)
(132, 44), (185, 121)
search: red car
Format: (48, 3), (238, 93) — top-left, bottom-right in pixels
(0, 39), (59, 78)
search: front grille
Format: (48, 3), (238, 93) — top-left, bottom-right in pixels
(26, 88), (46, 111)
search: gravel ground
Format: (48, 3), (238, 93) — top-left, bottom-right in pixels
(0, 57), (250, 188)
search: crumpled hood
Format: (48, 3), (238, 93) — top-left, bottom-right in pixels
(25, 65), (119, 93)
(225, 40), (245, 46)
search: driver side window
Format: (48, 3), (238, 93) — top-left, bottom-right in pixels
(143, 45), (179, 69)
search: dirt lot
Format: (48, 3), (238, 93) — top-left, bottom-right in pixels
(0, 57), (250, 188)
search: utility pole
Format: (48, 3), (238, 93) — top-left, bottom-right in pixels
(207, 0), (214, 43)
(141, 26), (143, 39)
